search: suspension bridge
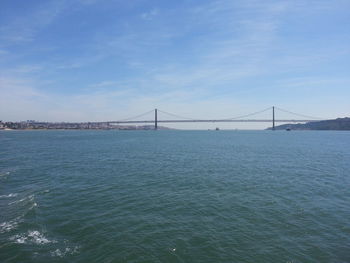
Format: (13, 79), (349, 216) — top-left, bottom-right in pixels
(105, 106), (325, 130)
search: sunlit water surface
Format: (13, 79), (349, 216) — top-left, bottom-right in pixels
(0, 130), (349, 262)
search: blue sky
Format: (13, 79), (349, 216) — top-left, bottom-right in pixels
(1, 0), (349, 129)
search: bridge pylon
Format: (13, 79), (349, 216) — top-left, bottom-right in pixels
(155, 108), (158, 130)
(272, 106), (275, 130)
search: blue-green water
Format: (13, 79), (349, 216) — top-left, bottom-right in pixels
(1, 130), (349, 262)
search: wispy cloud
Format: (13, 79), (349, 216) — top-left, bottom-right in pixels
(4, 65), (42, 75)
(1, 0), (349, 126)
(0, 1), (68, 45)
(89, 80), (123, 88)
(141, 8), (159, 20)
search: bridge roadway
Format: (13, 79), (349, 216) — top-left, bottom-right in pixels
(107, 119), (320, 124)
(29, 107), (324, 126)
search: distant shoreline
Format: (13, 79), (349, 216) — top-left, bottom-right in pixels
(266, 117), (350, 131)
(2, 128), (350, 132)
(2, 117), (350, 131)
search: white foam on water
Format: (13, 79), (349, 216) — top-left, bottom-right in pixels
(51, 249), (63, 257)
(28, 230), (52, 244)
(0, 193), (18, 198)
(10, 234), (28, 244)
(10, 230), (56, 245)
(13, 235), (27, 244)
(51, 246), (80, 258)
(0, 219), (19, 233)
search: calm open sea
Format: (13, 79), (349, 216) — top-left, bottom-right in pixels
(0, 130), (349, 262)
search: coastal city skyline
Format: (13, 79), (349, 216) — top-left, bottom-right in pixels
(1, 0), (349, 129)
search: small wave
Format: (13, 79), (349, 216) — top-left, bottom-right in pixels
(0, 193), (18, 198)
(28, 202), (38, 210)
(10, 230), (56, 245)
(8, 194), (35, 205)
(0, 171), (10, 177)
(0, 219), (19, 233)
(51, 246), (80, 258)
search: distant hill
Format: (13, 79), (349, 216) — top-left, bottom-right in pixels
(267, 117), (350, 130)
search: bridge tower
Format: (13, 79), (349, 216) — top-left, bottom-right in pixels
(272, 106), (275, 130)
(155, 108), (158, 130)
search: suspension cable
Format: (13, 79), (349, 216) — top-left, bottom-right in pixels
(117, 109), (155, 121)
(157, 109), (197, 120)
(116, 106), (322, 122)
(274, 107), (322, 120)
(221, 107), (272, 120)
(157, 107), (273, 120)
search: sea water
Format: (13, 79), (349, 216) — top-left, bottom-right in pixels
(0, 130), (349, 262)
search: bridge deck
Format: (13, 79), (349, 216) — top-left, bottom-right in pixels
(108, 119), (321, 124)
